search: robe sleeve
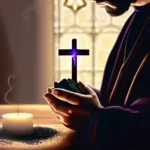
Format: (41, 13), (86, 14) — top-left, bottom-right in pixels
(77, 97), (150, 150)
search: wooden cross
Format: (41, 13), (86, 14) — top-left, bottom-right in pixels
(59, 39), (89, 82)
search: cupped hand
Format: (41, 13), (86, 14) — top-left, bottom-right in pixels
(44, 81), (103, 130)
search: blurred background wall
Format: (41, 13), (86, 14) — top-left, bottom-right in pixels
(0, 0), (53, 104)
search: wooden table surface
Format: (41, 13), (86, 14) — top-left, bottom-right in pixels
(0, 118), (77, 150)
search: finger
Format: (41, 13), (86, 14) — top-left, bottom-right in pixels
(79, 81), (97, 96)
(51, 107), (61, 120)
(44, 93), (54, 104)
(54, 81), (59, 86)
(47, 81), (59, 93)
(44, 93), (58, 116)
(47, 87), (52, 93)
(55, 107), (91, 127)
(51, 88), (92, 105)
(44, 93), (72, 116)
(55, 111), (70, 126)
(50, 106), (55, 116)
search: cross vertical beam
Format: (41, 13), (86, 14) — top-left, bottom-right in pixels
(59, 39), (89, 82)
(72, 39), (77, 82)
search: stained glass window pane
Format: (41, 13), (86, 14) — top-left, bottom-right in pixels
(60, 72), (71, 80)
(95, 7), (111, 27)
(78, 72), (92, 84)
(76, 1), (93, 29)
(53, 0), (133, 88)
(95, 72), (104, 89)
(95, 33), (119, 70)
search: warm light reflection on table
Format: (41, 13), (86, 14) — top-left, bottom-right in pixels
(0, 105), (77, 150)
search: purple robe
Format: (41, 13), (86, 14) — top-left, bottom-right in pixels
(76, 4), (150, 150)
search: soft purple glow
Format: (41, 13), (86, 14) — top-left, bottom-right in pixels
(73, 52), (76, 57)
(72, 50), (77, 58)
(72, 50), (76, 66)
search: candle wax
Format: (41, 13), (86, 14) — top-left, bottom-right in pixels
(2, 113), (33, 136)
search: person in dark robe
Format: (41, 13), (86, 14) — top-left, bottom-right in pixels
(44, 0), (150, 149)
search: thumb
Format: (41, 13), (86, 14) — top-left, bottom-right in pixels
(79, 81), (96, 96)
(79, 81), (102, 107)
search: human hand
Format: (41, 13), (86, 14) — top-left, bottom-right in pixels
(54, 81), (102, 107)
(44, 81), (103, 130)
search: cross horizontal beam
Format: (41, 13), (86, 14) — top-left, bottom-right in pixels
(59, 50), (89, 55)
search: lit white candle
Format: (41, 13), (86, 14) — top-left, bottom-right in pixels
(2, 113), (33, 136)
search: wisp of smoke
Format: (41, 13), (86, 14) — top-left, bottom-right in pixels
(4, 74), (16, 104)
